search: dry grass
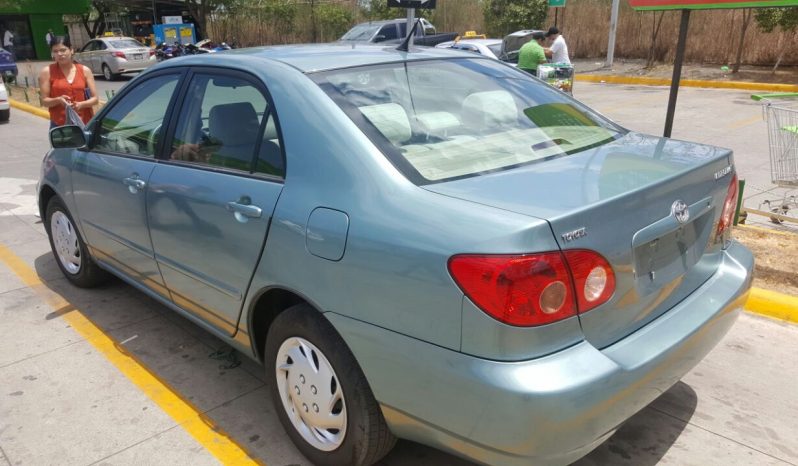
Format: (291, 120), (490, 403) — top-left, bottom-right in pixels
(206, 0), (485, 46)
(554, 0), (798, 66)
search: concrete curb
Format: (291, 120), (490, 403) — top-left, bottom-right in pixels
(9, 98), (49, 119)
(576, 74), (798, 92)
(745, 288), (798, 324)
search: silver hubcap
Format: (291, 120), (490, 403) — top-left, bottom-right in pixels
(275, 337), (347, 451)
(103, 66), (111, 79)
(51, 211), (81, 275)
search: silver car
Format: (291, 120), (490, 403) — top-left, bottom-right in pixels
(74, 37), (156, 81)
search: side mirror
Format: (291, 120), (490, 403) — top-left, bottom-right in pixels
(373, 34), (386, 43)
(50, 125), (88, 149)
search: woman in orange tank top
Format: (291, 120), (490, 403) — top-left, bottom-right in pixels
(38, 36), (98, 129)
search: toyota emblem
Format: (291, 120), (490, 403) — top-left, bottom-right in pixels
(671, 200), (690, 224)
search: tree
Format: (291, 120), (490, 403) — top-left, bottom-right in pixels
(732, 8), (753, 73)
(483, 0), (548, 37)
(755, 7), (798, 73)
(645, 11), (666, 68)
(314, 3), (354, 42)
(185, 0), (235, 39)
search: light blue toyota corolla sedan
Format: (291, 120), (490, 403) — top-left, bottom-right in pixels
(39, 44), (753, 466)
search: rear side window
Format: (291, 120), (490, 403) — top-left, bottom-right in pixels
(168, 73), (284, 177)
(378, 24), (399, 41)
(314, 59), (621, 184)
(108, 39), (144, 49)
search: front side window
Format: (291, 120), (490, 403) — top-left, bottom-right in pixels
(378, 24), (399, 41)
(168, 73), (284, 177)
(314, 59), (622, 183)
(94, 74), (179, 157)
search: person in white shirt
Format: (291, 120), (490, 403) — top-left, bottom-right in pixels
(45, 29), (55, 47)
(545, 27), (570, 65)
(3, 27), (15, 59)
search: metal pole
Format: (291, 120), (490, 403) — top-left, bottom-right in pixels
(663, 9), (691, 138)
(406, 8), (415, 46)
(152, 0), (158, 25)
(606, 0), (620, 68)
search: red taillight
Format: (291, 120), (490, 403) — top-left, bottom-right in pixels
(448, 253), (576, 326)
(562, 250), (616, 313)
(716, 174), (738, 244)
(449, 250), (615, 327)
(113, 51), (126, 59)
(149, 50), (155, 56)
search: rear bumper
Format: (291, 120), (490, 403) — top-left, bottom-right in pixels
(109, 58), (155, 74)
(328, 241), (753, 466)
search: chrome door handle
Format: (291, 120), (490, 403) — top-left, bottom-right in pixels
(122, 176), (146, 192)
(226, 201), (262, 219)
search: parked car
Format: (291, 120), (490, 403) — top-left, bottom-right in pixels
(340, 18), (456, 46)
(0, 79), (9, 122)
(435, 38), (503, 59)
(0, 46), (17, 82)
(500, 29), (545, 63)
(39, 44), (753, 466)
(73, 36), (156, 80)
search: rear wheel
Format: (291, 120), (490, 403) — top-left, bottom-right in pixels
(45, 196), (108, 288)
(0, 108), (8, 122)
(265, 304), (396, 466)
(102, 64), (117, 81)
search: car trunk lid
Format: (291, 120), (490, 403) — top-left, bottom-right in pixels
(426, 132), (736, 348)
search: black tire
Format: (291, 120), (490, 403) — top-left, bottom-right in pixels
(102, 64), (117, 81)
(0, 108), (9, 122)
(265, 304), (396, 466)
(45, 196), (108, 288)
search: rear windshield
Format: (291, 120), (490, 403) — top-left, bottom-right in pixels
(313, 58), (623, 184)
(108, 39), (144, 49)
(486, 43), (502, 56)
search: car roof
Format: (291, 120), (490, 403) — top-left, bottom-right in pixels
(165, 43), (480, 74)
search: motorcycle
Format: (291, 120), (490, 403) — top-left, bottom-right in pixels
(155, 42), (183, 62)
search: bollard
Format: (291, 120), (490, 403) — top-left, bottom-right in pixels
(734, 179), (746, 226)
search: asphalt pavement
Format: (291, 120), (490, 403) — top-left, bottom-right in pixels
(1, 84), (797, 466)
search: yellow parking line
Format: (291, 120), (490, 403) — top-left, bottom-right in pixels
(0, 244), (263, 466)
(728, 115), (762, 130)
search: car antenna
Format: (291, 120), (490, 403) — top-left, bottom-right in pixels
(396, 17), (422, 53)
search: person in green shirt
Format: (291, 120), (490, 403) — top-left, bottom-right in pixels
(518, 32), (551, 76)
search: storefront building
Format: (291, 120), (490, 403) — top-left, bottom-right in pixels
(0, 0), (90, 60)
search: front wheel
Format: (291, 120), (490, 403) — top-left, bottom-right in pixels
(45, 196), (108, 288)
(265, 304), (396, 466)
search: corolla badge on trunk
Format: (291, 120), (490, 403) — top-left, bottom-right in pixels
(561, 227), (587, 242)
(671, 200), (690, 224)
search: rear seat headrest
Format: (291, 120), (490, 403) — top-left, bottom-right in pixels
(359, 103), (411, 145)
(462, 90), (518, 130)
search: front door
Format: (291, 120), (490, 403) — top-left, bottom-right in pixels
(148, 69), (285, 334)
(72, 71), (182, 298)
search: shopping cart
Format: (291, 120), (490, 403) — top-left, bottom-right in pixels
(537, 63), (574, 95)
(749, 93), (798, 224)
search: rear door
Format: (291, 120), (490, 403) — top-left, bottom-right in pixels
(72, 70), (184, 299)
(148, 68), (285, 334)
(75, 41), (96, 73)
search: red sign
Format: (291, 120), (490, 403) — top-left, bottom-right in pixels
(629, 0), (797, 10)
